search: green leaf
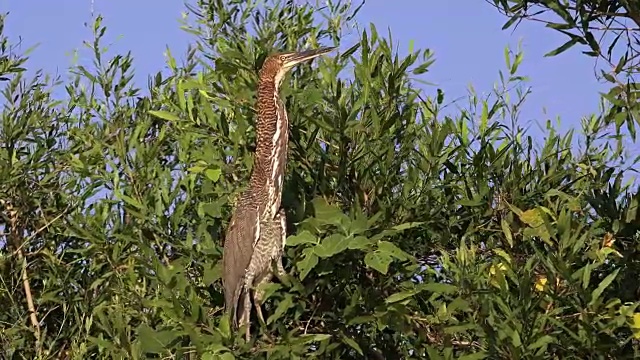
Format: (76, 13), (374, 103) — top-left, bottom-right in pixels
(200, 201), (224, 218)
(511, 329), (522, 347)
(149, 110), (181, 121)
(312, 197), (348, 226)
(419, 282), (458, 295)
(341, 334), (364, 355)
(188, 165), (206, 173)
(527, 335), (555, 350)
(136, 324), (178, 354)
(501, 218), (514, 247)
(287, 231), (318, 247)
(544, 38), (580, 57)
(581, 263), (592, 290)
(256, 282), (281, 303)
(412, 62), (430, 75)
(377, 241), (410, 260)
(480, 101), (488, 133)
(458, 198), (484, 207)
(218, 313), (231, 339)
(492, 249), (513, 268)
(297, 250), (318, 280)
(502, 15), (519, 30)
(204, 168), (221, 182)
(347, 315), (375, 326)
(313, 234), (350, 258)
(203, 262), (221, 285)
(391, 221), (424, 231)
(266, 294), (294, 325)
(385, 289), (419, 303)
(589, 269), (620, 306)
(347, 236), (372, 250)
(444, 323), (477, 334)
(203, 345), (235, 360)
(348, 213), (369, 235)
(519, 208), (545, 227)
(119, 194), (142, 210)
(297, 333), (332, 343)
(364, 250), (393, 274)
(458, 352), (488, 360)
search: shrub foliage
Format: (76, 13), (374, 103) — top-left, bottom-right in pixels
(1, 1), (639, 359)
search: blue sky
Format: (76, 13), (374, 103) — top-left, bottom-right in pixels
(1, 1), (607, 145)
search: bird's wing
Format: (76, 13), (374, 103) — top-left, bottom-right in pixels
(222, 193), (260, 326)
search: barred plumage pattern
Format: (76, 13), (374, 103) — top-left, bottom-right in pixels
(222, 55), (288, 329)
(221, 47), (335, 341)
(238, 208), (287, 339)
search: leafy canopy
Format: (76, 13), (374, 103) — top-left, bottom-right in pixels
(0, 1), (639, 359)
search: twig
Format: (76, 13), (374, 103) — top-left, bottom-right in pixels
(303, 304), (319, 334)
(11, 206), (70, 257)
(2, 200), (41, 345)
(17, 248), (40, 340)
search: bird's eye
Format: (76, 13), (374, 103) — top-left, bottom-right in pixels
(279, 55), (287, 61)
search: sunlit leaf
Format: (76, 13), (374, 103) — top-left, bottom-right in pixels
(205, 168), (222, 182)
(364, 250), (393, 274)
(149, 110), (181, 121)
(589, 269), (620, 306)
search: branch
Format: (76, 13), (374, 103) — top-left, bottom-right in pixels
(1, 200), (41, 347)
(620, 0), (640, 29)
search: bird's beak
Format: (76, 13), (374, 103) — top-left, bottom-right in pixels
(284, 46), (336, 67)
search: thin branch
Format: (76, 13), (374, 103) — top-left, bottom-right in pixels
(2, 200), (41, 347)
(11, 205), (70, 257)
(17, 247), (40, 341)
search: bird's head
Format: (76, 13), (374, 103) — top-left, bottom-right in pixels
(259, 46), (336, 88)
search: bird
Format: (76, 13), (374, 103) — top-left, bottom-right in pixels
(222, 46), (336, 341)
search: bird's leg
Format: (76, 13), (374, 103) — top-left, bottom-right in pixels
(276, 257), (286, 280)
(230, 270), (248, 329)
(253, 212), (283, 330)
(273, 209), (291, 286)
(238, 290), (250, 340)
(241, 269), (256, 342)
(252, 271), (274, 327)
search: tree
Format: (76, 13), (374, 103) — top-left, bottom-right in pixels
(1, 1), (639, 358)
(490, 0), (640, 144)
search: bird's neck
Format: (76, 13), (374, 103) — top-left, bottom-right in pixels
(250, 80), (289, 215)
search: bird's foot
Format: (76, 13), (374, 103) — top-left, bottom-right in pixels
(260, 329), (276, 344)
(274, 258), (292, 287)
(275, 270), (293, 287)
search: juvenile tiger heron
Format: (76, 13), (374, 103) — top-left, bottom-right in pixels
(222, 47), (336, 341)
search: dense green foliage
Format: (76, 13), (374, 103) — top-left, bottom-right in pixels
(1, 1), (639, 358)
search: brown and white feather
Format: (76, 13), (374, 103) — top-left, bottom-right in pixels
(221, 47), (335, 335)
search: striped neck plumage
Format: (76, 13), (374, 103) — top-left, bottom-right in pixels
(252, 70), (289, 215)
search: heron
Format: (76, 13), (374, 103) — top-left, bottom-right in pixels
(222, 46), (336, 341)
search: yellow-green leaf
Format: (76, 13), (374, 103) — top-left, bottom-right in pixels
(589, 269), (619, 306)
(266, 294), (294, 325)
(218, 313), (231, 339)
(501, 218), (514, 247)
(347, 236), (372, 250)
(149, 110), (181, 121)
(287, 231), (317, 247)
(120, 194), (142, 210)
(205, 168), (221, 182)
(364, 250), (392, 274)
(341, 334), (364, 355)
(314, 234), (350, 258)
(297, 250), (318, 280)
(519, 208), (544, 227)
(385, 290), (419, 303)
